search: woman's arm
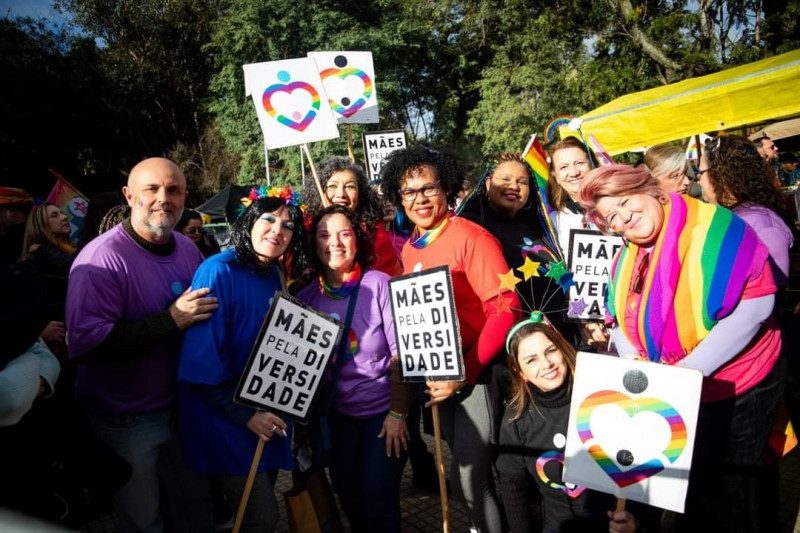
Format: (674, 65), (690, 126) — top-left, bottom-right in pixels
(676, 294), (774, 376)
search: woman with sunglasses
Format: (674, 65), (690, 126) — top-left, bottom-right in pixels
(381, 145), (520, 533)
(579, 164), (783, 532)
(176, 209), (220, 258)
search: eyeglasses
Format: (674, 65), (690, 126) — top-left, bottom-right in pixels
(696, 168), (709, 178)
(399, 181), (442, 204)
(185, 227), (203, 234)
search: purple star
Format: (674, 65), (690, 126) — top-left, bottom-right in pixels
(568, 297), (588, 316)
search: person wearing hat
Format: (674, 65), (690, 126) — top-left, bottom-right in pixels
(779, 153), (800, 187)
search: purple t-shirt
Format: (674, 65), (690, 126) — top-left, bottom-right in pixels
(733, 202), (793, 286)
(296, 269), (397, 419)
(66, 225), (203, 415)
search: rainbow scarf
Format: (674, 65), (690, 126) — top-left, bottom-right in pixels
(319, 263), (362, 300)
(607, 194), (767, 364)
(410, 214), (451, 249)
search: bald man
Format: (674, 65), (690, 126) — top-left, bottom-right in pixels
(66, 158), (216, 532)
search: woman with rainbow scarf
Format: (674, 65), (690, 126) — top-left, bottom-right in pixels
(381, 144), (520, 533)
(579, 164), (784, 532)
(297, 204), (412, 532)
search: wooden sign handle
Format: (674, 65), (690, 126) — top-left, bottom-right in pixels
(346, 124), (356, 163)
(302, 143), (329, 207)
(233, 437), (266, 533)
(432, 404), (450, 533)
(615, 497), (626, 513)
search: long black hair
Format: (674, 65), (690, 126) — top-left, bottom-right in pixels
(231, 196), (309, 280)
(303, 156), (382, 226)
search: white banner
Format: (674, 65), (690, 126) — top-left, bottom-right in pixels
(308, 51), (379, 124)
(567, 230), (623, 320)
(363, 129), (407, 182)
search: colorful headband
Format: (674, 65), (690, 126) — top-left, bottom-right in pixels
(239, 185), (304, 214)
(505, 311), (547, 353)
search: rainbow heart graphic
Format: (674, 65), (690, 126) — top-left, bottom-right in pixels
(536, 451), (586, 498)
(576, 390), (687, 488)
(262, 79), (320, 132)
(320, 67), (373, 118)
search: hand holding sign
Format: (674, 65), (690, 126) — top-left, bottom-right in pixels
(247, 410), (288, 442)
(425, 380), (466, 407)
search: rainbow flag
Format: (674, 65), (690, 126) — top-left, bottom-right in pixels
(521, 134), (563, 261)
(46, 170), (89, 241)
(587, 133), (615, 166)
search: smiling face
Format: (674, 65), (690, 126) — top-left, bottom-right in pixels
(325, 170), (359, 209)
(552, 146), (591, 202)
(123, 158), (187, 243)
(486, 160), (531, 217)
(517, 331), (568, 392)
(596, 193), (664, 246)
(400, 165), (448, 230)
(250, 205), (294, 264)
(46, 204), (71, 237)
(315, 212), (357, 280)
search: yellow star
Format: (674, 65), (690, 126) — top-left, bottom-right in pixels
(497, 268), (522, 292)
(517, 257), (541, 281)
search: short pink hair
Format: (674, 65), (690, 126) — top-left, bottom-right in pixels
(579, 164), (663, 233)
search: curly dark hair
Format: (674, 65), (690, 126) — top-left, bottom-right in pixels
(705, 136), (793, 224)
(230, 196), (309, 280)
(544, 136), (596, 212)
(302, 156), (382, 227)
(308, 204), (374, 274)
(380, 144), (465, 210)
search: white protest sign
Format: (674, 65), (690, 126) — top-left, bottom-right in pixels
(389, 266), (464, 382)
(566, 230), (623, 320)
(308, 51), (379, 124)
(243, 58), (340, 149)
(363, 130), (407, 183)
(563, 353), (702, 513)
(235, 293), (343, 423)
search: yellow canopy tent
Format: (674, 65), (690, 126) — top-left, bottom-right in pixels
(568, 49), (800, 155)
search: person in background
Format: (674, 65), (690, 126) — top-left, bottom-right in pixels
(67, 157), (217, 533)
(176, 209), (220, 258)
(643, 144), (692, 195)
(303, 156), (403, 277)
(98, 204), (131, 235)
(79, 191), (126, 250)
(754, 136), (781, 188)
(381, 144), (520, 533)
(297, 204), (411, 532)
(178, 187), (308, 533)
(545, 137), (609, 350)
(0, 186), (33, 262)
(580, 163), (784, 533)
(779, 153), (800, 187)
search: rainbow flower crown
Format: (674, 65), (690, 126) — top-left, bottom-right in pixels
(239, 185), (305, 214)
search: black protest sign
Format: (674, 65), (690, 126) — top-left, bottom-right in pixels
(389, 265), (464, 382)
(363, 129), (407, 182)
(235, 293), (343, 423)
(567, 230), (623, 320)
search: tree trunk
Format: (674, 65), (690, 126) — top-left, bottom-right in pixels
(611, 0), (683, 78)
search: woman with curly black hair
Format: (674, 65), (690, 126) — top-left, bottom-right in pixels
(381, 144), (520, 533)
(177, 188), (309, 532)
(297, 204), (412, 532)
(699, 135), (794, 286)
(304, 156), (402, 277)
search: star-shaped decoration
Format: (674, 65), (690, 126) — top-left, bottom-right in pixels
(517, 257), (541, 281)
(544, 260), (568, 281)
(493, 294), (513, 315)
(557, 272), (575, 293)
(568, 297), (588, 316)
(497, 268), (522, 292)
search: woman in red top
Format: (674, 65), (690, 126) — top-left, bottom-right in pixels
(381, 145), (520, 533)
(303, 157), (403, 277)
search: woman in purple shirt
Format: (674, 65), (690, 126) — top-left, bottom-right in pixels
(297, 205), (412, 533)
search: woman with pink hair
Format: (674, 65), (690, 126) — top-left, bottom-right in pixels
(579, 163), (784, 532)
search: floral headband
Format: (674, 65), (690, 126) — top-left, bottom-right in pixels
(239, 185), (305, 215)
(505, 311), (550, 353)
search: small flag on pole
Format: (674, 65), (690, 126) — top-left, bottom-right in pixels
(46, 170), (89, 242)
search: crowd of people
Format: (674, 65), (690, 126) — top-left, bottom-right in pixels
(0, 131), (798, 533)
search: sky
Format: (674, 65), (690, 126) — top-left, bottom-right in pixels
(0, 0), (68, 24)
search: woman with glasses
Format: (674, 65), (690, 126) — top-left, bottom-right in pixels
(177, 188), (309, 532)
(381, 144), (520, 533)
(643, 144), (692, 195)
(304, 157), (403, 277)
(176, 209), (220, 258)
(579, 164), (783, 532)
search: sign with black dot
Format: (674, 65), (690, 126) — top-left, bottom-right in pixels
(562, 352), (702, 513)
(308, 51), (379, 124)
